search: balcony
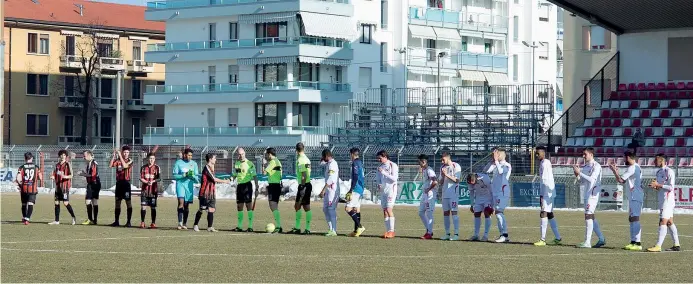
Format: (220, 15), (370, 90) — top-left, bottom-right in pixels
(59, 96), (82, 108)
(126, 99), (154, 111)
(145, 36), (352, 63)
(127, 60), (154, 73)
(59, 55), (85, 69)
(408, 6), (508, 34)
(58, 136), (83, 145)
(146, 0), (353, 21)
(99, 57), (125, 72)
(144, 126), (330, 147)
(144, 81), (352, 104)
(98, 98), (118, 110)
(408, 48), (508, 73)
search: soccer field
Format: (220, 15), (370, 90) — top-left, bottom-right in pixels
(1, 193), (691, 283)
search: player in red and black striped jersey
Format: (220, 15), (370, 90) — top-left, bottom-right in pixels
(193, 153), (230, 232)
(110, 145), (134, 227)
(139, 153), (161, 229)
(77, 150), (101, 225)
(16, 152), (43, 225)
(48, 150), (77, 225)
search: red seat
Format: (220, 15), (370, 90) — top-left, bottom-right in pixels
(687, 82), (693, 89)
(645, 128), (654, 137)
(557, 148), (566, 155)
(677, 82), (685, 89)
(647, 91), (657, 99)
(673, 118), (683, 127)
(647, 83), (656, 90)
(649, 101), (659, 108)
(667, 91), (678, 99)
(675, 138), (685, 147)
(638, 83), (646, 90)
(595, 147), (605, 155)
(652, 119), (663, 127)
(655, 138), (665, 147)
(612, 120), (622, 127)
(601, 110), (610, 118)
(689, 147), (693, 156)
(660, 109), (671, 118)
(603, 119), (612, 127)
(584, 128), (594, 136)
(604, 128), (614, 136)
(665, 148), (676, 157)
(609, 91), (618, 100)
(632, 119), (642, 127)
(678, 91), (689, 99)
(657, 83), (666, 90)
(595, 138), (604, 147)
(670, 100), (680, 108)
(676, 147), (687, 156)
(594, 128), (603, 136)
(685, 128), (693, 136)
(646, 148), (656, 156)
(611, 110), (620, 118)
(657, 92), (667, 100)
(606, 148), (615, 155)
(628, 83), (637, 90)
(663, 128), (673, 136)
(619, 84), (627, 91)
(566, 147), (574, 155)
(638, 92), (648, 100)
(593, 119), (603, 127)
(623, 128), (633, 137)
(629, 101), (639, 109)
(678, 158), (689, 167)
(640, 110), (651, 118)
(620, 110), (630, 118)
(667, 82), (676, 90)
(629, 92), (638, 100)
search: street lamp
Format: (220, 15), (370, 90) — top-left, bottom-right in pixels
(522, 41), (545, 99)
(436, 51), (447, 148)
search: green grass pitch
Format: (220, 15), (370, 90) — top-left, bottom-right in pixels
(1, 193), (691, 283)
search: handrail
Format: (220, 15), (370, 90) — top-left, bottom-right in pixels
(145, 81), (351, 93)
(147, 36), (351, 52)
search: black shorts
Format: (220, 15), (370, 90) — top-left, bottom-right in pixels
(267, 183), (282, 203)
(54, 188), (70, 202)
(115, 180), (132, 200)
(141, 195), (158, 207)
(21, 193), (37, 204)
(236, 182), (253, 204)
(199, 197), (216, 210)
(86, 183), (101, 200)
(296, 183), (312, 206)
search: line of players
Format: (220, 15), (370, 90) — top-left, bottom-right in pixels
(13, 144), (683, 251)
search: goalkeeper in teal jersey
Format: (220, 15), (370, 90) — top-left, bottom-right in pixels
(173, 148), (199, 230)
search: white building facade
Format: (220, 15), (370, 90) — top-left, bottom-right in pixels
(144, 0), (559, 146)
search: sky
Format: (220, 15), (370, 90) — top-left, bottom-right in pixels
(91, 0), (147, 6)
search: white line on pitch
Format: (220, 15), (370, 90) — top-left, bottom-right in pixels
(1, 233), (250, 244)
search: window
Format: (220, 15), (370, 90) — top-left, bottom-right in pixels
(255, 22), (288, 43)
(64, 116), (74, 136)
(132, 80), (142, 100)
(100, 117), (113, 139)
(538, 4), (550, 22)
(132, 118), (142, 142)
(295, 63), (312, 82)
(512, 55), (518, 81)
(39, 34), (49, 54)
(360, 24), (373, 44)
(538, 41), (549, 60)
(209, 23), (217, 41)
(28, 33), (38, 53)
(132, 40), (142, 61)
(100, 78), (113, 98)
(583, 25), (611, 51)
(484, 39), (492, 54)
(228, 108), (239, 127)
(229, 65), (239, 83)
(461, 37), (468, 52)
(65, 35), (76, 56)
(229, 22), (238, 40)
(27, 74), (48, 96)
(255, 103), (286, 126)
(381, 0), (388, 29)
(359, 67), (372, 88)
(292, 103), (319, 126)
(64, 76), (75, 97)
(208, 66), (216, 91)
(428, 0), (442, 8)
(513, 16), (519, 42)
(257, 64), (288, 83)
(380, 42), (388, 72)
(26, 114), (48, 136)
(156, 118), (165, 127)
(207, 108), (216, 127)
(97, 38), (114, 57)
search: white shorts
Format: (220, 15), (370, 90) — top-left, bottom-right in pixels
(473, 201), (493, 214)
(419, 191), (436, 213)
(659, 203), (674, 220)
(380, 192), (395, 209)
(442, 198), (459, 212)
(584, 197), (599, 215)
(629, 200), (642, 217)
(345, 192), (362, 209)
(494, 197), (509, 212)
(541, 195), (554, 213)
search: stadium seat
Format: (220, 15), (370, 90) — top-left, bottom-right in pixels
(647, 91), (657, 100)
(677, 91), (690, 99)
(676, 82), (685, 90)
(619, 84), (627, 91)
(604, 128), (614, 136)
(660, 109), (671, 118)
(673, 118), (683, 127)
(606, 158), (616, 165)
(663, 128), (673, 137)
(601, 109), (610, 118)
(646, 83), (655, 90)
(667, 82), (677, 90)
(628, 83), (636, 91)
(655, 138), (665, 147)
(675, 138), (685, 147)
(652, 119), (663, 127)
(557, 157), (566, 165)
(611, 110), (620, 118)
(657, 91), (667, 100)
(646, 148), (656, 156)
(612, 120), (622, 127)
(623, 128), (633, 137)
(665, 148), (676, 157)
(628, 101), (639, 109)
(566, 157), (576, 165)
(637, 83), (646, 90)
(594, 128), (603, 137)
(620, 110), (630, 118)
(594, 119), (602, 127)
(649, 101), (659, 108)
(645, 128), (654, 137)
(606, 148), (615, 155)
(603, 119), (612, 127)
(687, 82), (693, 89)
(609, 91), (618, 100)
(637, 157), (646, 165)
(667, 158), (676, 166)
(632, 119), (642, 127)
(616, 157), (625, 165)
(647, 158), (656, 166)
(584, 128), (593, 136)
(679, 158), (689, 167)
(657, 83), (666, 90)
(676, 147), (687, 156)
(640, 110), (651, 118)
(595, 138), (604, 147)
(685, 128), (693, 136)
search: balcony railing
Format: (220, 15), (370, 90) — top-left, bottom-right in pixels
(147, 36), (351, 52)
(126, 99), (154, 111)
(147, 0), (349, 10)
(409, 6), (508, 31)
(60, 55), (85, 68)
(58, 136), (83, 144)
(146, 126), (328, 136)
(127, 60), (154, 73)
(408, 48), (508, 72)
(146, 81), (351, 93)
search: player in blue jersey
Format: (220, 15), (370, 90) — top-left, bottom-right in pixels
(345, 148), (366, 237)
(172, 148), (199, 230)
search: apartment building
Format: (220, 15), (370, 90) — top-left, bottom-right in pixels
(144, 0), (560, 146)
(3, 0), (166, 145)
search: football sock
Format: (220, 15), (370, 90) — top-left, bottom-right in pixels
(141, 209), (146, 222)
(194, 211), (203, 226)
(549, 218), (561, 240)
(27, 205), (34, 219)
(126, 207), (133, 223)
(65, 204), (75, 219)
(484, 217), (491, 237)
(593, 219), (604, 240)
(207, 212), (214, 227)
(633, 221), (641, 242)
(54, 205), (60, 222)
(443, 215), (450, 235)
(151, 208), (157, 223)
(86, 204), (93, 222)
(474, 217), (481, 236)
(540, 217), (548, 241)
(585, 219), (594, 244)
(418, 210), (427, 232)
(452, 215), (459, 235)
(306, 210), (312, 230)
(388, 217), (395, 232)
(669, 224), (680, 246)
(21, 204), (26, 219)
(384, 217), (391, 232)
(237, 211), (244, 227)
(93, 205), (99, 223)
(295, 210), (302, 229)
(272, 210), (281, 227)
(248, 210), (254, 228)
(657, 225), (667, 246)
(177, 208), (184, 224)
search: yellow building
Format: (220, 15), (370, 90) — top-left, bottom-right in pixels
(3, 0), (165, 145)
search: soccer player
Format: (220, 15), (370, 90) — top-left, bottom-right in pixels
(78, 150), (101, 225)
(573, 147), (605, 248)
(609, 151), (643, 250)
(345, 148), (366, 237)
(319, 149), (339, 237)
(49, 150), (77, 225)
(439, 152), (461, 241)
(231, 148), (259, 232)
(289, 143), (313, 234)
(376, 150), (399, 239)
(173, 148), (199, 230)
(264, 147), (283, 233)
(486, 148), (512, 243)
(418, 154), (437, 239)
(194, 153), (230, 232)
(110, 146), (134, 227)
(467, 173), (492, 241)
(139, 153), (161, 229)
(646, 154), (681, 252)
(534, 146), (562, 246)
(16, 152), (42, 225)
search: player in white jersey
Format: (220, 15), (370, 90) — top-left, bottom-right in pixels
(486, 148), (512, 243)
(318, 149), (339, 237)
(646, 154), (681, 252)
(467, 173), (492, 241)
(533, 146), (562, 246)
(439, 152), (462, 241)
(573, 147), (606, 248)
(417, 154), (438, 240)
(609, 150), (643, 251)
(376, 150), (399, 239)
